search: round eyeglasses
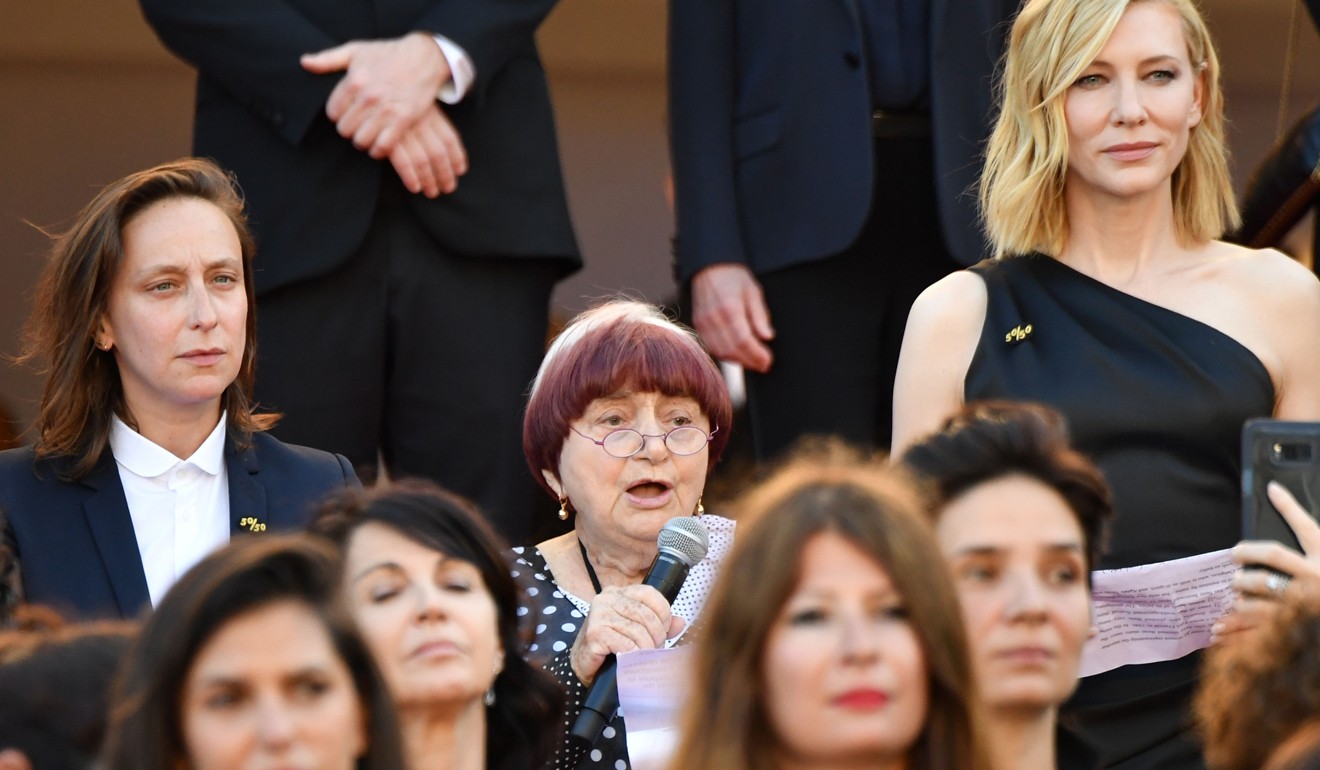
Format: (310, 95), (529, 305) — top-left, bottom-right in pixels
(570, 424), (718, 458)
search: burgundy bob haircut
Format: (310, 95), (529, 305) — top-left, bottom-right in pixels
(522, 301), (732, 498)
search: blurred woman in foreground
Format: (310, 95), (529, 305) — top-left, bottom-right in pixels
(903, 401), (1113, 770)
(668, 442), (991, 770)
(100, 536), (404, 770)
(312, 480), (560, 770)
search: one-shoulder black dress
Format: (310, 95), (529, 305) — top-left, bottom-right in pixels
(965, 255), (1275, 770)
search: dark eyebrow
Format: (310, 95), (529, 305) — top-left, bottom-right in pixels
(353, 553), (467, 584)
(951, 543), (1083, 558)
(351, 561), (404, 584)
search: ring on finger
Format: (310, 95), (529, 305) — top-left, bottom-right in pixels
(1266, 571), (1292, 596)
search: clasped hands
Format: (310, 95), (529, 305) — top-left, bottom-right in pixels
(301, 31), (467, 198)
(1214, 481), (1320, 641)
(569, 584), (686, 686)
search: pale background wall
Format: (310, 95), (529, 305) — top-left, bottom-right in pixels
(1, 0), (1317, 437)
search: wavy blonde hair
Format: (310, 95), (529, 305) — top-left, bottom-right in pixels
(979, 0), (1238, 258)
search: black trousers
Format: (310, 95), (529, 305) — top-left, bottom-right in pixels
(746, 134), (960, 461)
(253, 179), (561, 543)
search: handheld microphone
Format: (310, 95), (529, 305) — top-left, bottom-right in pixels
(568, 516), (709, 748)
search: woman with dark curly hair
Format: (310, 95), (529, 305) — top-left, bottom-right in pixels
(902, 401), (1113, 770)
(311, 479), (561, 770)
(1196, 589), (1320, 770)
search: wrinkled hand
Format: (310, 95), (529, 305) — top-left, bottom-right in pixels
(570, 585), (685, 686)
(301, 32), (450, 159)
(690, 263), (775, 373)
(388, 103), (467, 198)
(1214, 482), (1320, 641)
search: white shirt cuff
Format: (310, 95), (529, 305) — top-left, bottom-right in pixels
(432, 34), (475, 104)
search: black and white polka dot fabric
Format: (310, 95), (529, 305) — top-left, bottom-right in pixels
(510, 514), (734, 770)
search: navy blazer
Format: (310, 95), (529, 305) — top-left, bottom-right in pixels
(669, 0), (1020, 281)
(0, 431), (358, 620)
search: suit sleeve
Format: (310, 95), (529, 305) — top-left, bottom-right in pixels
(409, 0), (562, 101)
(138, 0), (342, 146)
(668, 0), (746, 283)
(336, 454), (363, 490)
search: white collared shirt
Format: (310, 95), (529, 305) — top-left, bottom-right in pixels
(110, 413), (231, 607)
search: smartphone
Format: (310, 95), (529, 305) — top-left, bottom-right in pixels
(1242, 418), (1320, 551)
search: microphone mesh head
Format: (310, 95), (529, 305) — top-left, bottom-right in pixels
(656, 516), (709, 566)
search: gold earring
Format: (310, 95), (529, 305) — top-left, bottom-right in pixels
(695, 494), (704, 516)
(558, 498), (570, 521)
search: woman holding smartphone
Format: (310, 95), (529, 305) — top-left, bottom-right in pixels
(891, 0), (1320, 767)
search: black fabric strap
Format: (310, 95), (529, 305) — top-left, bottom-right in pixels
(578, 538), (603, 595)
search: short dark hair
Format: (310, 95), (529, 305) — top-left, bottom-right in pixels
(16, 158), (276, 480)
(99, 536), (405, 770)
(900, 400), (1113, 573)
(310, 479), (562, 770)
(0, 620), (136, 768)
(523, 300), (732, 498)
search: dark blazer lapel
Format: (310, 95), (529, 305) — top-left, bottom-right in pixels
(226, 437), (268, 536)
(79, 454), (151, 617)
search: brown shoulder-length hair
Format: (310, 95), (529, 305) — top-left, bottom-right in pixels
(16, 157), (276, 479)
(668, 441), (992, 770)
(99, 535), (406, 770)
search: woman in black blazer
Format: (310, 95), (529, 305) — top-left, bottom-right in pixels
(0, 158), (358, 620)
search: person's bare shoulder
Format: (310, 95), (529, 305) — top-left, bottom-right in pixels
(905, 268), (990, 339)
(1216, 242), (1320, 315)
(892, 269), (989, 452)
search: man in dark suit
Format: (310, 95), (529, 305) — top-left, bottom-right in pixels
(0, 433), (357, 620)
(669, 0), (1019, 461)
(139, 0), (580, 542)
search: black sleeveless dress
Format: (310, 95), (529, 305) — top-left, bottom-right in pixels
(965, 255), (1275, 770)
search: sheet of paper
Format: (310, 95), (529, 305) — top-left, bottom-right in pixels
(1079, 548), (1235, 678)
(615, 645), (696, 770)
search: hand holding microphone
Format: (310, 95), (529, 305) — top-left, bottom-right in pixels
(568, 516), (709, 748)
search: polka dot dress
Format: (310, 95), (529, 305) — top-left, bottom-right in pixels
(510, 514), (735, 770)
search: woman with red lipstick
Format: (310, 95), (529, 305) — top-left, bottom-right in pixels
(668, 442), (991, 770)
(891, 1), (1320, 767)
(902, 401), (1114, 770)
(0, 159), (359, 622)
(514, 300), (734, 769)
(311, 480), (561, 770)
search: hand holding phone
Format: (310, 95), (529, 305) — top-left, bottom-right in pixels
(1217, 421), (1320, 641)
(1242, 419), (1320, 551)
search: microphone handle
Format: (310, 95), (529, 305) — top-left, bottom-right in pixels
(567, 550), (692, 748)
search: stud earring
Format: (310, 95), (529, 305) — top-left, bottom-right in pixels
(484, 687), (496, 707)
(558, 498), (570, 521)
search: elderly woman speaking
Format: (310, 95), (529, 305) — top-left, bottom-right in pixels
(513, 300), (733, 770)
